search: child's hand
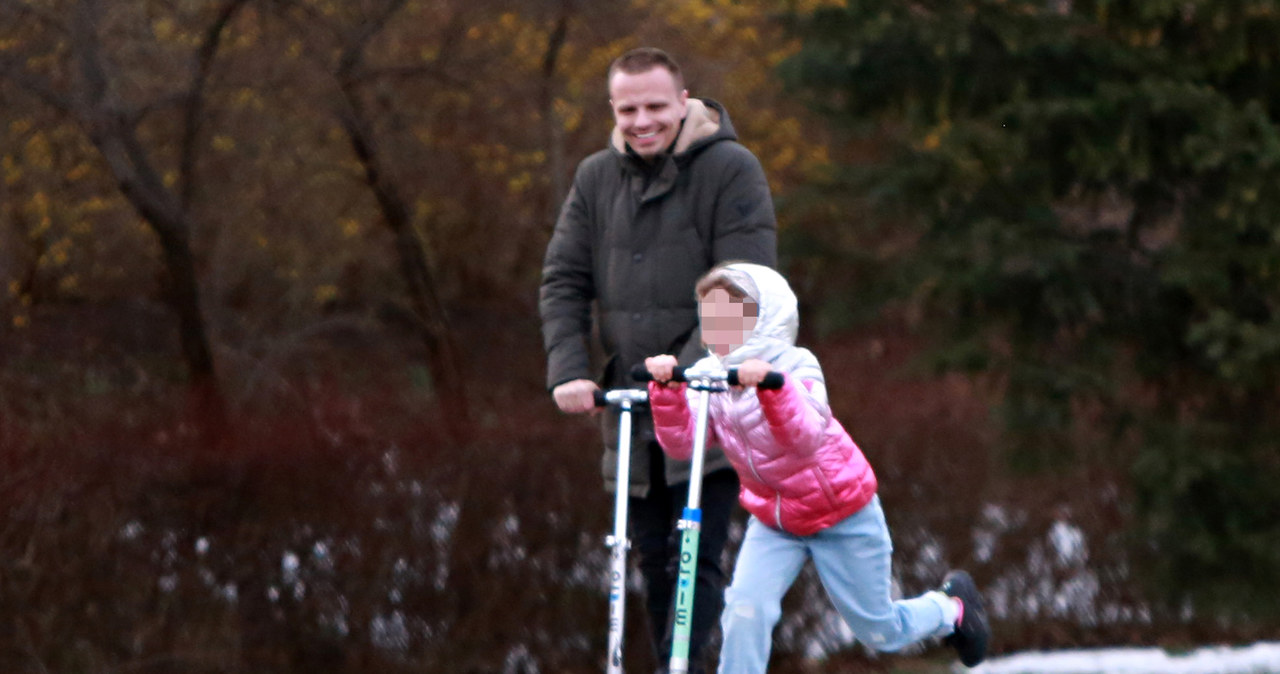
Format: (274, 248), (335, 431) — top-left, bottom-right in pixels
(735, 359), (774, 388)
(645, 355), (681, 388)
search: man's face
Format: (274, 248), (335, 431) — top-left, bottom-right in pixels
(700, 288), (758, 358)
(609, 67), (688, 159)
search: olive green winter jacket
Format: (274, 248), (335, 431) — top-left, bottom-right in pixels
(540, 98), (777, 495)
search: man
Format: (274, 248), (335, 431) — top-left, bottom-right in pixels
(540, 47), (777, 673)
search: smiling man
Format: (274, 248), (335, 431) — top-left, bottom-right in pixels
(608, 58), (688, 159)
(540, 48), (777, 673)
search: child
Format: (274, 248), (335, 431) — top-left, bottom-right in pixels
(644, 262), (990, 673)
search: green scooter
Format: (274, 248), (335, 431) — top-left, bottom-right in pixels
(632, 363), (782, 674)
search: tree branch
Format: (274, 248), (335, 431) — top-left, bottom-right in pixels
(65, 0), (222, 412)
(180, 0), (251, 208)
(0, 55), (74, 113)
(349, 64), (467, 88)
(327, 0), (470, 437)
(336, 0), (409, 81)
(0, 0), (68, 35)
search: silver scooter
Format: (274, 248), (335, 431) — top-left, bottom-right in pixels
(594, 387), (649, 674)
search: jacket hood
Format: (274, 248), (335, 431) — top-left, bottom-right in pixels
(610, 98), (736, 157)
(708, 262), (799, 367)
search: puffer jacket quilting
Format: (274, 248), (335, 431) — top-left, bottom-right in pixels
(646, 262), (878, 535)
(649, 371), (878, 536)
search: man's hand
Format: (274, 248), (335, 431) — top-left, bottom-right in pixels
(735, 358), (774, 388)
(644, 355), (680, 388)
(552, 379), (600, 414)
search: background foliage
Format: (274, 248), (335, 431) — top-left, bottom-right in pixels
(780, 0), (1280, 621)
(1, 0), (1278, 672)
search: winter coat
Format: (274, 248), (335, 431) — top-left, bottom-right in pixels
(540, 99), (777, 496)
(647, 263), (878, 535)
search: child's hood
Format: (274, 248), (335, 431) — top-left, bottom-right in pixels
(713, 262), (798, 366)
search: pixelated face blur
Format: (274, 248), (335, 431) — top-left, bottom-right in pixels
(699, 287), (758, 358)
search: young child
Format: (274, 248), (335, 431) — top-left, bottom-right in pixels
(644, 262), (990, 673)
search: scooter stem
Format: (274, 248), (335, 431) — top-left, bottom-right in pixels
(605, 397), (634, 674)
(669, 382), (715, 674)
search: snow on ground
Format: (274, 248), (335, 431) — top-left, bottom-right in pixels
(961, 642), (1280, 674)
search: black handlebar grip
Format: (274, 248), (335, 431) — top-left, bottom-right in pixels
(729, 370), (786, 390)
(593, 390), (608, 407)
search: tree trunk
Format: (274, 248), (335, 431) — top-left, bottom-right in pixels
(336, 87), (472, 441)
(542, 10), (571, 214)
(72, 0), (226, 431)
(323, 0), (472, 440)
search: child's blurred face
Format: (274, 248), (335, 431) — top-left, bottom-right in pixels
(699, 287), (758, 358)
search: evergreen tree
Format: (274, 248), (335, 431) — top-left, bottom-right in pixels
(781, 0), (1280, 619)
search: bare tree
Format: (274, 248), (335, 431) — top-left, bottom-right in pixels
(0, 0), (253, 429)
(330, 0), (472, 437)
(263, 0), (485, 438)
(540, 1), (572, 217)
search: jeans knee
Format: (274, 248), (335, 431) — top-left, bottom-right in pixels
(722, 589), (780, 630)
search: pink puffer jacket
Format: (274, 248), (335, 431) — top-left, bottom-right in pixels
(648, 373), (878, 536)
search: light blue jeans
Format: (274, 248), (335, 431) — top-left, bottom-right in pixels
(718, 496), (954, 673)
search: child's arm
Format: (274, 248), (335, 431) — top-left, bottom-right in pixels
(756, 372), (829, 457)
(647, 380), (696, 460)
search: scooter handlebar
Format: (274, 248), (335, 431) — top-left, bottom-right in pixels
(629, 364), (785, 390)
(594, 389), (649, 407)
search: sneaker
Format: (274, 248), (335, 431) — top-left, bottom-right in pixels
(941, 570), (989, 667)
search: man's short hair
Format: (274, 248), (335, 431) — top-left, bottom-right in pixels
(607, 47), (685, 91)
